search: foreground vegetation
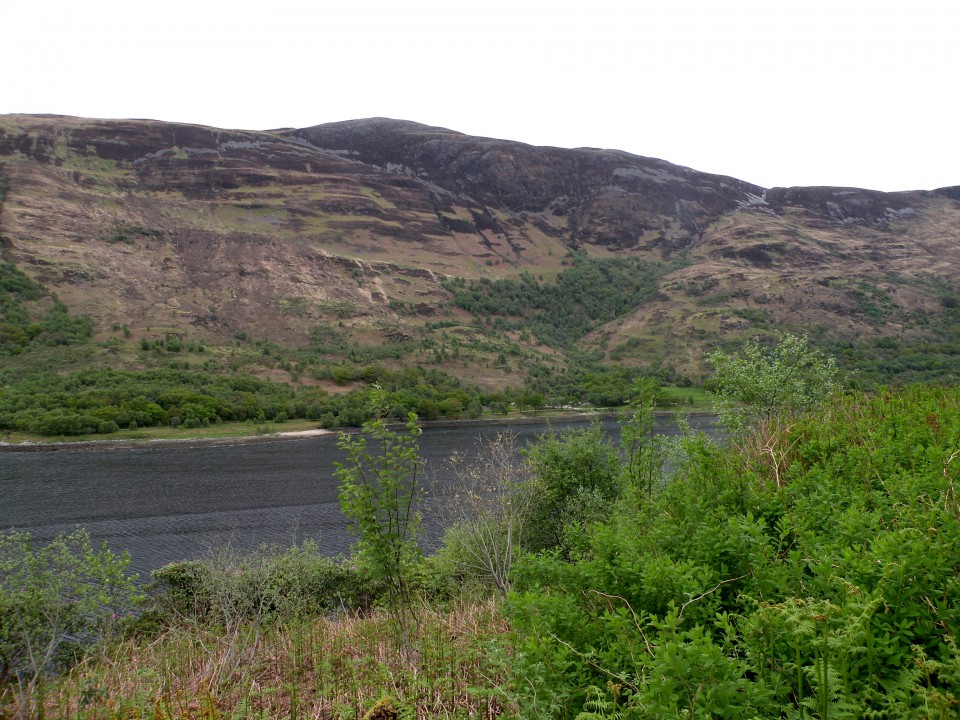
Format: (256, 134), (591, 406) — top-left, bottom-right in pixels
(3, 337), (960, 718)
(37, 599), (507, 719)
(506, 384), (960, 718)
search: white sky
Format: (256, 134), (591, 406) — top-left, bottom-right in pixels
(4, 0), (957, 192)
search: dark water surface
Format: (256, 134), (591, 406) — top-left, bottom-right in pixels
(1, 415), (716, 576)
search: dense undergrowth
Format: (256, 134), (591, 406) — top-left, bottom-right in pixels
(3, 383), (960, 718)
(507, 384), (960, 718)
(0, 260), (93, 357)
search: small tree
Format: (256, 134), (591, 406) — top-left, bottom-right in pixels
(523, 422), (621, 554)
(707, 333), (841, 488)
(620, 378), (666, 498)
(707, 333), (840, 433)
(335, 393), (422, 641)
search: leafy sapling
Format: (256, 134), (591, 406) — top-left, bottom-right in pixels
(707, 333), (840, 434)
(335, 386), (423, 642)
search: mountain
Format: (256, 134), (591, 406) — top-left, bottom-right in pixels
(1, 113), (958, 389)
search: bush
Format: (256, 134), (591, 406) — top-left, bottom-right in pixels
(707, 333), (840, 433)
(522, 422), (621, 554)
(336, 409), (423, 642)
(0, 530), (140, 694)
(97, 419), (120, 434)
(435, 432), (535, 597)
(148, 543), (370, 626)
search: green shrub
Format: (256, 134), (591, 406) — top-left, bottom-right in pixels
(0, 529), (140, 687)
(522, 422), (621, 554)
(97, 419), (119, 434)
(707, 332), (840, 433)
(149, 543), (371, 626)
(336, 408), (423, 642)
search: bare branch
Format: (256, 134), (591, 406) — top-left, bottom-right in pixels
(677, 573), (751, 621)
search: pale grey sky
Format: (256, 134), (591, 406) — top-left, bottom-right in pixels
(5, 0), (957, 192)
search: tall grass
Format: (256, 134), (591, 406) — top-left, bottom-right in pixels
(26, 600), (509, 719)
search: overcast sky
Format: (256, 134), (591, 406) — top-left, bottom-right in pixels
(5, 0), (956, 192)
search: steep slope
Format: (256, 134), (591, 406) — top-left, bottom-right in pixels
(0, 115), (458, 349)
(0, 114), (958, 387)
(287, 118), (763, 252)
(593, 186), (960, 379)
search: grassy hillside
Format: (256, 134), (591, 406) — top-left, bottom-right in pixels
(2, 115), (958, 394)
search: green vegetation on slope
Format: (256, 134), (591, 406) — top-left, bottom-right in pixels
(0, 252), (677, 438)
(718, 273), (960, 388)
(444, 254), (679, 350)
(439, 253), (699, 397)
(815, 275), (960, 387)
(524, 363), (689, 407)
(0, 260), (93, 356)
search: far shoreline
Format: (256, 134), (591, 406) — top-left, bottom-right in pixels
(0, 407), (714, 453)
(0, 427), (335, 453)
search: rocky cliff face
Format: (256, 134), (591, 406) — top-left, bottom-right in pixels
(1, 114), (957, 382)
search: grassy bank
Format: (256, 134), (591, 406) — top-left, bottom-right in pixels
(0, 394), (709, 449)
(27, 601), (509, 720)
(656, 385), (712, 409)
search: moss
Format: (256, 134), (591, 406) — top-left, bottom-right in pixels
(362, 696), (399, 720)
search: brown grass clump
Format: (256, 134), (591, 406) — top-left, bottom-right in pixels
(15, 599), (510, 720)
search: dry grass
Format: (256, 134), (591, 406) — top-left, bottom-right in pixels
(22, 600), (511, 720)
